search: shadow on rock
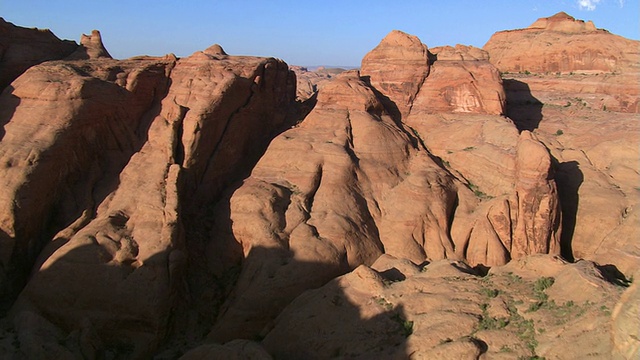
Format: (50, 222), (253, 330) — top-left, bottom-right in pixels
(3, 244), (178, 360)
(503, 79), (543, 131)
(597, 264), (634, 287)
(0, 85), (20, 141)
(258, 260), (412, 360)
(554, 160), (583, 261)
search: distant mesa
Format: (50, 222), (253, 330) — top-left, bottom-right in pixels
(528, 11), (598, 33)
(484, 11), (640, 74)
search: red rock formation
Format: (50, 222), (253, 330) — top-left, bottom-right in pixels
(360, 30), (430, 119)
(414, 45), (505, 115)
(2, 46), (294, 357)
(206, 32), (560, 341)
(66, 30), (112, 60)
(0, 57), (175, 310)
(362, 31), (505, 117)
(1, 13), (636, 359)
(0, 18), (78, 92)
(484, 12), (640, 74)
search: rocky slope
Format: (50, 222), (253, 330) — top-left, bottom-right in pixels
(485, 13), (640, 277)
(0, 13), (637, 360)
(485, 11), (640, 114)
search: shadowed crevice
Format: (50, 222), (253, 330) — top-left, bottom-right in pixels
(503, 78), (543, 131)
(554, 160), (583, 262)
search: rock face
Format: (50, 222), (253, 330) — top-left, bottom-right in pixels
(360, 30), (430, 119)
(67, 30), (112, 60)
(0, 12), (636, 360)
(487, 14), (639, 274)
(207, 32), (560, 343)
(0, 57), (175, 311)
(0, 18), (78, 92)
(414, 45), (505, 115)
(262, 255), (624, 359)
(612, 278), (640, 359)
(0, 36), (295, 357)
(484, 12), (640, 74)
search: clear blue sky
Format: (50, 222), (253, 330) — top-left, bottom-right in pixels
(1, 0), (638, 66)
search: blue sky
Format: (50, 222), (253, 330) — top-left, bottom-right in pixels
(1, 0), (638, 66)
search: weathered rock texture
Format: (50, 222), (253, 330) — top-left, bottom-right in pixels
(0, 12), (636, 360)
(207, 31), (560, 343)
(261, 255), (624, 359)
(488, 14), (639, 275)
(67, 30), (112, 60)
(611, 277), (640, 359)
(484, 12), (640, 74)
(0, 18), (78, 92)
(0, 57), (175, 311)
(0, 37), (295, 357)
(360, 30), (430, 119)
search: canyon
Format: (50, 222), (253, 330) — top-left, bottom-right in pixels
(0, 12), (638, 359)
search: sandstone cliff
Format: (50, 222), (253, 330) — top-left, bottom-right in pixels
(484, 12), (639, 74)
(0, 34), (295, 357)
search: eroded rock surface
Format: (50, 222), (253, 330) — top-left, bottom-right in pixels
(1, 42), (294, 358)
(262, 255), (624, 359)
(207, 32), (561, 343)
(0, 12), (636, 360)
(360, 30), (430, 119)
(0, 18), (78, 92)
(484, 12), (640, 74)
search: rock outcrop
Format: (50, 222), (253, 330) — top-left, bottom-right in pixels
(262, 255), (623, 359)
(484, 12), (640, 74)
(0, 57), (176, 312)
(67, 30), (112, 60)
(206, 32), (561, 343)
(360, 30), (430, 119)
(1, 42), (294, 358)
(491, 12), (640, 113)
(0, 18), (78, 92)
(414, 45), (505, 115)
(0, 12), (636, 360)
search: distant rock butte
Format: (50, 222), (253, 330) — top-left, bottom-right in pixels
(484, 12), (640, 74)
(362, 31), (505, 117)
(528, 11), (598, 33)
